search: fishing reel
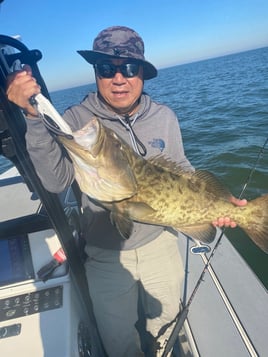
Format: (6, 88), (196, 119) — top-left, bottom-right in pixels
(0, 34), (50, 191)
(0, 34), (50, 97)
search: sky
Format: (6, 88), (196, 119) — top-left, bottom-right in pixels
(1, 0), (268, 91)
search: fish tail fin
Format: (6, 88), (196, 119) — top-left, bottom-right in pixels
(242, 194), (268, 254)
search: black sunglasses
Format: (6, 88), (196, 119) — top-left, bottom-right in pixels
(94, 63), (140, 78)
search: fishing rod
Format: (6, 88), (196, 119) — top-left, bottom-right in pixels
(0, 34), (106, 355)
(160, 138), (268, 357)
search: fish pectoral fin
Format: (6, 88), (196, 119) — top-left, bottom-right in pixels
(126, 202), (156, 219)
(109, 202), (156, 240)
(110, 212), (133, 240)
(179, 224), (216, 244)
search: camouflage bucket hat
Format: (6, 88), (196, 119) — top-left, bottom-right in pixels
(77, 26), (157, 80)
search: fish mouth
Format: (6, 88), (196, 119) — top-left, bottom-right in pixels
(72, 119), (99, 149)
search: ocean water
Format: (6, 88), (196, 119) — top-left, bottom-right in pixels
(1, 47), (268, 287)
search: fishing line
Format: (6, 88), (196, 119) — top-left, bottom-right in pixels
(160, 137), (268, 357)
(29, 95), (74, 139)
(239, 137), (268, 199)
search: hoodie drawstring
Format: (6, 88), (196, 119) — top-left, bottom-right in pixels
(118, 114), (147, 157)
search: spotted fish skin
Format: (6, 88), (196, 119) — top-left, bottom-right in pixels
(59, 117), (268, 254)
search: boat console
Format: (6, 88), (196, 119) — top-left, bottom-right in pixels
(0, 167), (99, 356)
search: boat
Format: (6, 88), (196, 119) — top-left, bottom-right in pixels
(0, 166), (103, 356)
(0, 34), (267, 357)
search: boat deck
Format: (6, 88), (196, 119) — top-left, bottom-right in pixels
(178, 231), (268, 356)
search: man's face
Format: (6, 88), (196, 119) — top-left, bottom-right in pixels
(95, 58), (144, 115)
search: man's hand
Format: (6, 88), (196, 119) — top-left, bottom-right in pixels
(212, 196), (247, 228)
(6, 64), (41, 117)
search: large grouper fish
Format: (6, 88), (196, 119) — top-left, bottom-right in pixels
(35, 94), (268, 253)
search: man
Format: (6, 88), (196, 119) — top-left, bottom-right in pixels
(7, 26), (246, 356)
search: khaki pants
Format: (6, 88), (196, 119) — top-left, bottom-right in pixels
(85, 231), (184, 357)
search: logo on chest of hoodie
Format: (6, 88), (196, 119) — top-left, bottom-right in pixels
(148, 138), (165, 152)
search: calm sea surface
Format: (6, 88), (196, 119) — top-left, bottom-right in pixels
(1, 47), (268, 287)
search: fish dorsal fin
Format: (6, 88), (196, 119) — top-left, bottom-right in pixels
(191, 170), (232, 201)
(148, 156), (232, 201)
(179, 224), (217, 244)
(148, 154), (192, 176)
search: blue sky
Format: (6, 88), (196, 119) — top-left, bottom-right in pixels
(1, 0), (268, 91)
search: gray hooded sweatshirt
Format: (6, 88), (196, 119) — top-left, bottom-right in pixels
(25, 92), (192, 250)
